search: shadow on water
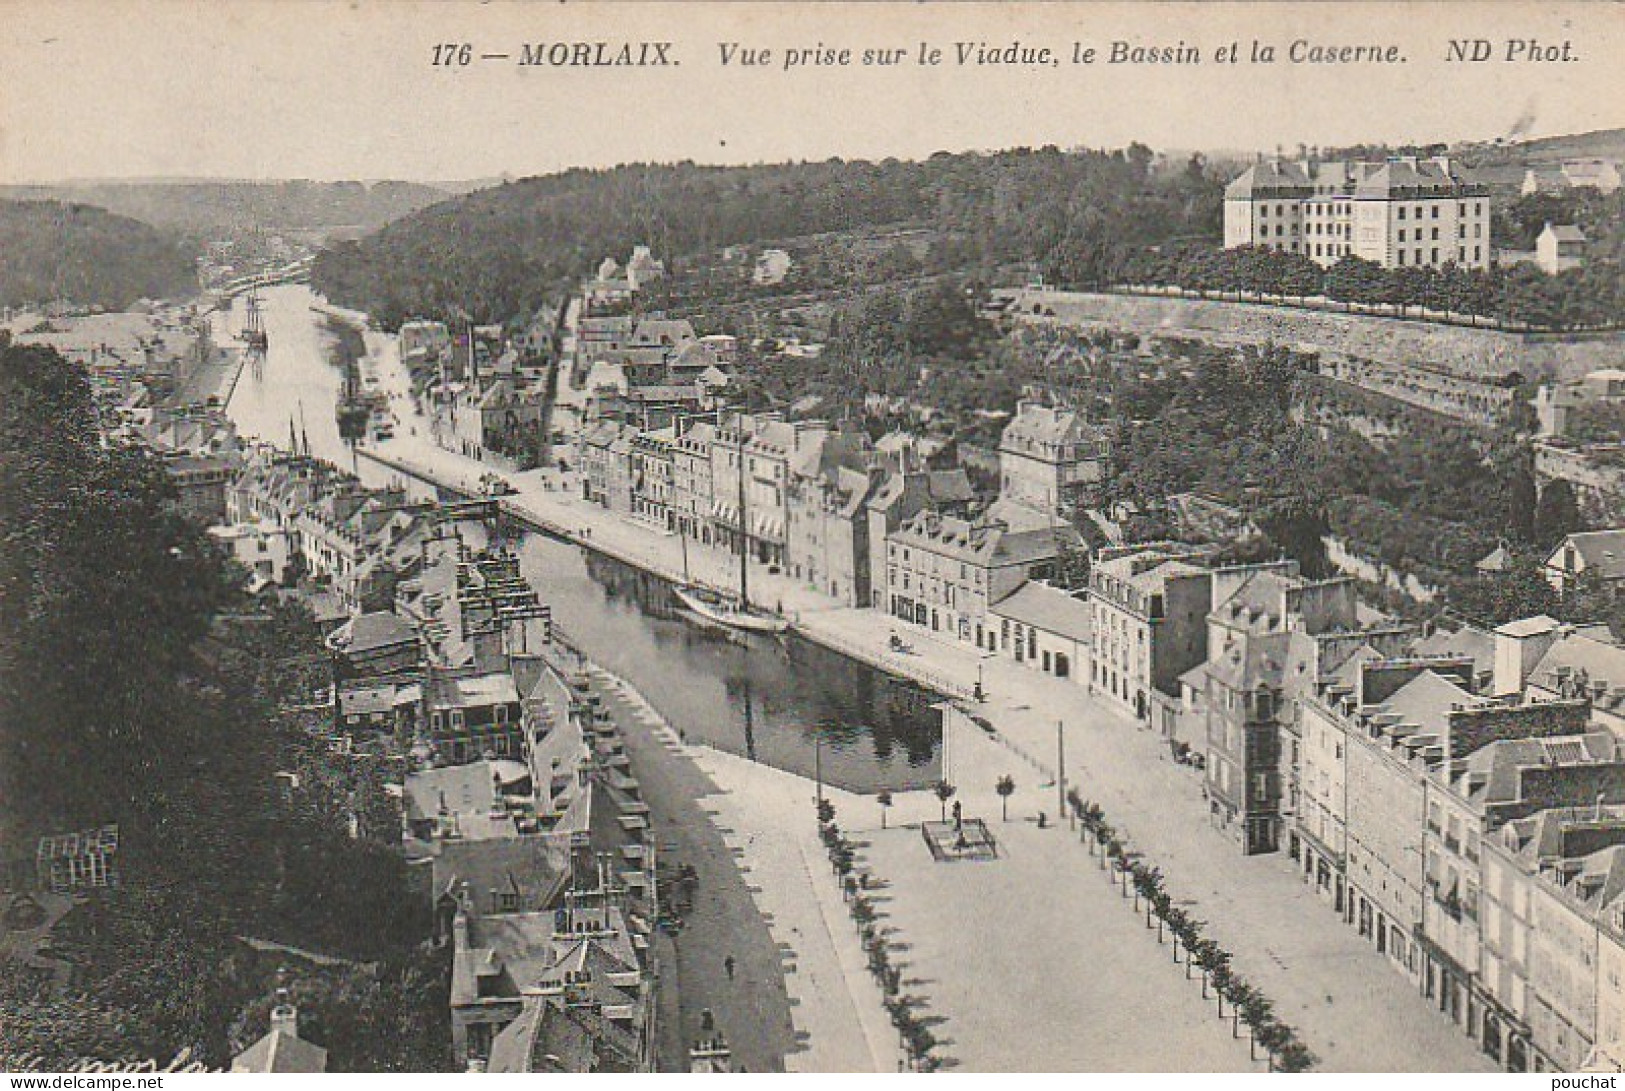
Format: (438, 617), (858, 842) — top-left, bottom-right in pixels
(513, 530), (942, 794)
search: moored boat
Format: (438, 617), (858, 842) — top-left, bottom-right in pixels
(673, 583), (790, 635)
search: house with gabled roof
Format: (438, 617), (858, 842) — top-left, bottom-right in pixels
(990, 580), (1091, 682)
(862, 463), (976, 612)
(997, 399), (1111, 520)
(448, 840), (654, 1070)
(231, 1001), (327, 1073)
(1196, 563), (1359, 855)
(1538, 223), (1587, 275)
(1545, 530), (1625, 598)
(886, 510), (1082, 650)
(1088, 543), (1215, 722)
(784, 424), (878, 606)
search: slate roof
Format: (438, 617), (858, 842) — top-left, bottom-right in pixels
(1413, 625), (1496, 680)
(1327, 642), (1384, 692)
(1353, 157), (1473, 199)
(1226, 156), (1478, 201)
(895, 510), (1081, 568)
(426, 670), (521, 710)
(1530, 631), (1625, 703)
(999, 402), (1103, 451)
(927, 469), (975, 504)
(1459, 732), (1619, 805)
(328, 610), (418, 655)
(1553, 531), (1625, 581)
(1224, 159), (1314, 200)
(992, 582), (1092, 641)
(1209, 630), (1291, 693)
(231, 1030), (328, 1073)
(433, 834), (572, 913)
(405, 759), (532, 825)
(1212, 570), (1296, 633)
(1377, 670), (1477, 734)
(1496, 614), (1564, 639)
(337, 681), (399, 718)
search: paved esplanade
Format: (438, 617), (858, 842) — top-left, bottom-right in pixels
(307, 306), (1496, 1072)
(857, 725), (1255, 1072)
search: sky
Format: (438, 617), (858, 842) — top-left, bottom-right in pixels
(3, 0), (1624, 183)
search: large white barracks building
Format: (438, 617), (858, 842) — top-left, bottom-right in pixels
(1224, 156), (1492, 270)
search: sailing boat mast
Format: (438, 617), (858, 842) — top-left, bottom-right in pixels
(737, 426), (749, 607)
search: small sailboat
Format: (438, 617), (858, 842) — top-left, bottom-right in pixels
(672, 433), (790, 635)
(673, 582), (791, 634)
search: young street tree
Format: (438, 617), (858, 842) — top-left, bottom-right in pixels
(995, 775), (1016, 821)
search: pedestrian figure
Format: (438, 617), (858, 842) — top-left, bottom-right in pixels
(724, 955), (736, 980)
(701, 1007), (715, 1032)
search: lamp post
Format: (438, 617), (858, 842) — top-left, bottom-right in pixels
(1058, 719), (1069, 829)
(973, 659), (985, 703)
(814, 723), (825, 805)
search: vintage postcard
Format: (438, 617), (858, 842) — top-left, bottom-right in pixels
(2, 0), (1624, 1077)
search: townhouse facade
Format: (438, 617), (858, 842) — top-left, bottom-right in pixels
(1484, 807), (1625, 1071)
(1200, 566), (1360, 855)
(864, 466), (976, 612)
(997, 400), (1112, 519)
(1088, 544), (1213, 722)
(884, 511), (1082, 650)
(629, 427), (675, 531)
(783, 427), (877, 607)
(1544, 530), (1625, 600)
(989, 581), (1092, 681)
(670, 420), (716, 542)
(1289, 638), (1625, 1070)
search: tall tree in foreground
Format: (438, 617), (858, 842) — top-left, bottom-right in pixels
(0, 340), (230, 840)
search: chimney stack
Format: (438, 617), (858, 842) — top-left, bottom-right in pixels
(270, 989), (299, 1040)
(452, 893), (472, 949)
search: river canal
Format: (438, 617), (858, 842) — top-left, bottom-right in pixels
(218, 284), (358, 471)
(225, 284), (942, 793)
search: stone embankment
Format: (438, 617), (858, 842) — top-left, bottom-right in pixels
(1008, 288), (1625, 383)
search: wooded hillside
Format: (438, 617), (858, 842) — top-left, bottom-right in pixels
(0, 201), (197, 310)
(311, 147), (1223, 328)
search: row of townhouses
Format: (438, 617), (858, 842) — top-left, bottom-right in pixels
(219, 435), (661, 1072)
(575, 403), (1108, 638)
(1074, 520), (1625, 1072)
(225, 442), (436, 612)
(395, 536), (658, 1072)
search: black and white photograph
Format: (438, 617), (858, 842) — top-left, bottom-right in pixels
(3, 0), (1625, 1076)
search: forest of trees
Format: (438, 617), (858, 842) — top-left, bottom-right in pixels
(1493, 181), (1625, 261)
(309, 144), (1625, 336)
(311, 146), (1224, 328)
(1096, 344), (1557, 586)
(0, 338), (445, 1070)
(0, 201), (198, 311)
(0, 180), (452, 239)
